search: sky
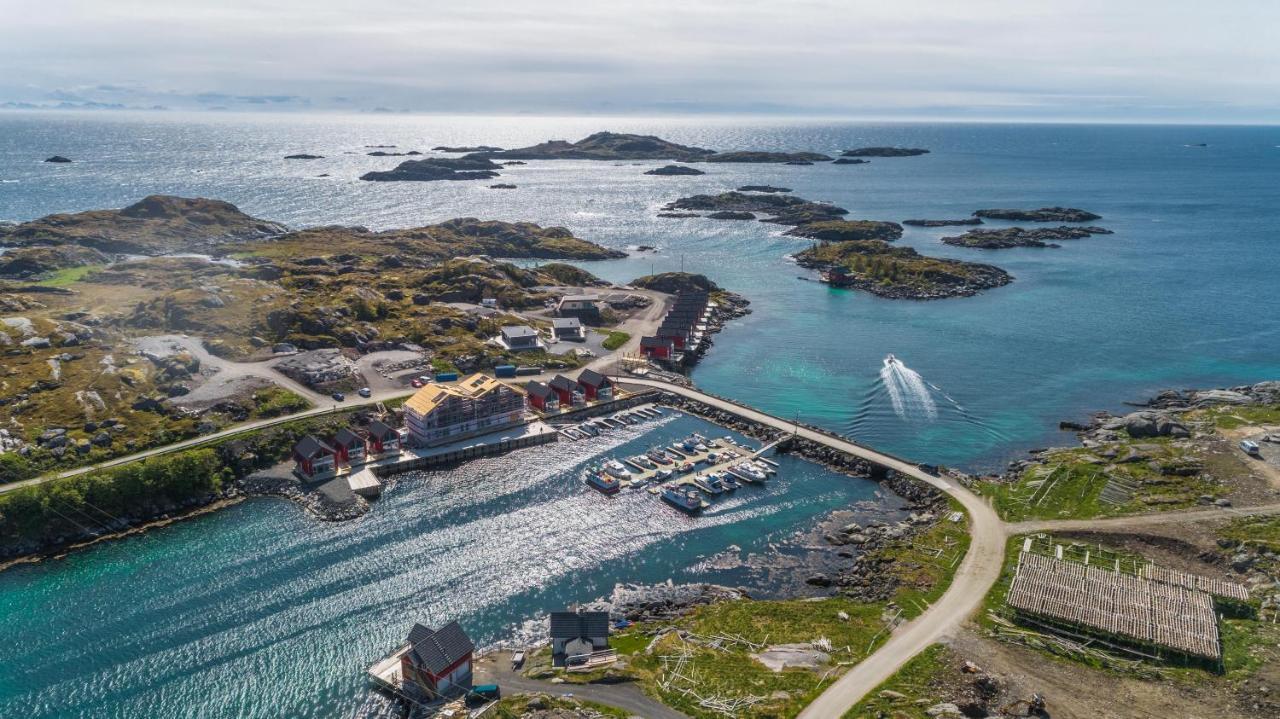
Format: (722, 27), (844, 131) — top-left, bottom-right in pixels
(1, 0), (1278, 122)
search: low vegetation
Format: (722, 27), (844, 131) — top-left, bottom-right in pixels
(793, 240), (1011, 299)
(601, 331), (630, 351)
(841, 643), (951, 718)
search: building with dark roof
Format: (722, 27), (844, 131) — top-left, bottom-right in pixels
(500, 325), (543, 351)
(400, 621), (475, 698)
(551, 317), (584, 341)
(640, 335), (675, 360)
(576, 369), (614, 402)
(549, 610), (611, 667)
(366, 420), (401, 456)
(292, 435), (337, 479)
(524, 380), (560, 412)
(331, 427), (368, 465)
(548, 374), (585, 407)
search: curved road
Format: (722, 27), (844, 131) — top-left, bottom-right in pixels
(615, 378), (1008, 719)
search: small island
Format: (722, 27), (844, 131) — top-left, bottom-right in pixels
(707, 211), (755, 220)
(359, 156), (503, 182)
(284, 154), (323, 160)
(660, 191), (848, 225)
(474, 132), (715, 161)
(43, 155), (73, 163)
(794, 240), (1012, 299)
(644, 164), (705, 176)
(367, 150), (422, 157)
(973, 207), (1101, 222)
(831, 158), (869, 165)
(702, 151), (833, 163)
(737, 185), (791, 193)
(783, 220), (904, 243)
(941, 225), (1113, 249)
(902, 218), (983, 227)
(841, 147), (930, 157)
(487, 183), (517, 189)
(431, 145), (503, 153)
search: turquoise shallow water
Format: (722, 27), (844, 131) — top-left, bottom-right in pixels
(2, 113), (1279, 717)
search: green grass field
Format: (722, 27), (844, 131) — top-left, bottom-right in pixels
(35, 264), (105, 287)
(601, 330), (631, 351)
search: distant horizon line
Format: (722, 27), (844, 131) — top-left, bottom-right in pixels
(2, 106), (1280, 128)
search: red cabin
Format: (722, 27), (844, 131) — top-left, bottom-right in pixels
(640, 336), (675, 360)
(292, 435), (337, 479)
(525, 381), (560, 412)
(577, 369), (614, 402)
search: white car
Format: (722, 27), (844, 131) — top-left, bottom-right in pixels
(357, 387), (372, 398)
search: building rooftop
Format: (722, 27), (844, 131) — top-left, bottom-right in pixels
(549, 610), (610, 640)
(367, 420), (399, 441)
(525, 381), (555, 399)
(578, 368), (610, 387)
(406, 621), (475, 674)
(549, 374), (581, 392)
(294, 435), (335, 459)
(501, 325), (539, 339)
(552, 317), (582, 329)
(333, 427), (363, 448)
(404, 373), (504, 415)
(559, 294), (600, 303)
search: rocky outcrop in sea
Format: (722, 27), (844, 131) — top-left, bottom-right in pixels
(973, 207), (1101, 222)
(940, 225), (1112, 249)
(842, 147), (929, 157)
(644, 164), (705, 176)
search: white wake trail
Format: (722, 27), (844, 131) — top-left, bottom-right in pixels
(879, 355), (938, 420)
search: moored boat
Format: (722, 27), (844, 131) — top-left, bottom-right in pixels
(586, 469), (621, 495)
(661, 485), (704, 514)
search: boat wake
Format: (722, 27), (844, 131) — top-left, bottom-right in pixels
(880, 353), (937, 420)
(844, 354), (1008, 444)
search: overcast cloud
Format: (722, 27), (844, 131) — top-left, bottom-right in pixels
(1, 0), (1278, 121)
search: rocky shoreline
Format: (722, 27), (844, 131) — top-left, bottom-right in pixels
(941, 225), (1113, 249)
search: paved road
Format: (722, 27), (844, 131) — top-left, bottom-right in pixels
(615, 378), (1008, 719)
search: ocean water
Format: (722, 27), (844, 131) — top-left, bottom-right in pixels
(0, 413), (896, 718)
(2, 112), (1279, 717)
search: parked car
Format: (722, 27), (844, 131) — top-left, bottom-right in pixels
(331, 392), (345, 402)
(357, 387), (372, 398)
(410, 379), (423, 388)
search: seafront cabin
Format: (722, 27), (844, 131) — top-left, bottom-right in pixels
(330, 427), (368, 466)
(657, 324), (691, 350)
(576, 369), (614, 402)
(480, 297), (498, 309)
(500, 325), (543, 351)
(366, 420), (401, 456)
(292, 435), (337, 479)
(524, 380), (560, 412)
(403, 373), (528, 446)
(400, 621), (475, 699)
(551, 317), (585, 341)
(555, 293), (602, 322)
(820, 265), (852, 286)
(548, 374), (586, 407)
(640, 336), (675, 360)
(549, 609), (611, 668)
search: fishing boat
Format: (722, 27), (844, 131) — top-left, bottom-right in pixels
(678, 461), (695, 474)
(737, 463), (767, 482)
(632, 454), (656, 469)
(577, 423), (599, 437)
(661, 485), (704, 514)
(586, 469), (621, 495)
(655, 468), (674, 481)
(604, 459), (629, 475)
